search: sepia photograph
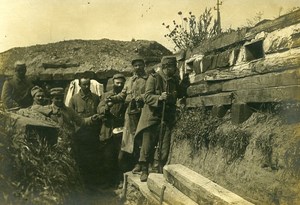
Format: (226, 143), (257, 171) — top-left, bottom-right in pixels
(0, 0), (300, 204)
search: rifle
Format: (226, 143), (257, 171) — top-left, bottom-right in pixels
(157, 82), (169, 173)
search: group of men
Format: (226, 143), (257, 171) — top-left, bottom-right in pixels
(1, 56), (190, 186)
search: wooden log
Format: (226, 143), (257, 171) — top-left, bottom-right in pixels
(190, 28), (248, 55)
(186, 92), (233, 107)
(223, 69), (300, 91)
(163, 164), (254, 205)
(147, 173), (198, 205)
(187, 82), (223, 97)
(191, 48), (300, 83)
(125, 172), (168, 205)
(234, 85), (300, 103)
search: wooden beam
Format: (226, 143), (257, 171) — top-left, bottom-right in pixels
(191, 48), (300, 83)
(147, 173), (198, 205)
(187, 82), (223, 97)
(125, 172), (167, 205)
(164, 164), (254, 205)
(186, 92), (233, 107)
(234, 85), (300, 103)
(223, 69), (300, 91)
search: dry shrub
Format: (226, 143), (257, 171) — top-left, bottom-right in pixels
(0, 113), (83, 205)
(173, 107), (250, 163)
(283, 140), (300, 179)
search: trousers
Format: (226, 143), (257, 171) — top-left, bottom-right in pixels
(139, 124), (171, 166)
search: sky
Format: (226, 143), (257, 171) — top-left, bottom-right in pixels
(0, 0), (299, 53)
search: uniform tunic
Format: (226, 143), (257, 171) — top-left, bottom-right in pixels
(69, 89), (101, 185)
(1, 76), (33, 109)
(117, 74), (147, 153)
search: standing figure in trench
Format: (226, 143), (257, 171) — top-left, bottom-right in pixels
(107, 57), (148, 176)
(69, 77), (101, 187)
(97, 74), (126, 188)
(134, 56), (190, 182)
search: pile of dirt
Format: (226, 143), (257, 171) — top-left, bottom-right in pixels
(170, 109), (300, 204)
(0, 39), (171, 77)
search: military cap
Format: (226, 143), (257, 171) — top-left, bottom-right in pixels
(14, 61), (26, 71)
(131, 57), (145, 66)
(112, 73), (126, 81)
(31, 86), (44, 97)
(161, 56), (177, 66)
(50, 87), (64, 96)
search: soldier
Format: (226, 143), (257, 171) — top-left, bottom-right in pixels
(36, 87), (100, 139)
(68, 77), (101, 187)
(134, 56), (190, 182)
(108, 57), (148, 174)
(97, 74), (126, 187)
(31, 86), (46, 107)
(1, 61), (33, 109)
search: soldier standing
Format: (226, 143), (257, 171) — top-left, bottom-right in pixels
(134, 56), (190, 182)
(108, 57), (148, 175)
(69, 77), (101, 187)
(97, 74), (126, 187)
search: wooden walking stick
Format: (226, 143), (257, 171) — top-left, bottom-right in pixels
(157, 82), (169, 173)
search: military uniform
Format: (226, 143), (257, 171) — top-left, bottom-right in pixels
(97, 88), (126, 186)
(135, 70), (184, 164)
(135, 56), (189, 182)
(69, 89), (101, 186)
(1, 75), (33, 109)
(114, 74), (148, 153)
(69, 90), (100, 118)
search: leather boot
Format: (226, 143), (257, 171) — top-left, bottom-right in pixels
(132, 163), (142, 174)
(140, 162), (149, 182)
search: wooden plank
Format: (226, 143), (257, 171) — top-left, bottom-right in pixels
(125, 172), (168, 205)
(147, 173), (197, 205)
(187, 82), (223, 97)
(190, 28), (248, 55)
(191, 48), (300, 83)
(164, 164), (254, 205)
(223, 69), (300, 91)
(234, 85), (300, 103)
(186, 92), (233, 107)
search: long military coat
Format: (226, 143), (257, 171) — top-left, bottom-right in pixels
(134, 70), (187, 138)
(120, 74), (147, 153)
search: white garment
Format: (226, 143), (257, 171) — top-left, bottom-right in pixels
(64, 79), (103, 107)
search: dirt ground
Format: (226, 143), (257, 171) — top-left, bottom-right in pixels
(169, 110), (300, 205)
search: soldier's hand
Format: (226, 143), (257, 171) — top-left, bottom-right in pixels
(108, 95), (118, 102)
(91, 114), (101, 121)
(135, 95), (143, 102)
(159, 92), (168, 101)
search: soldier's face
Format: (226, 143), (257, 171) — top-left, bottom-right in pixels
(113, 78), (125, 93)
(52, 95), (64, 107)
(79, 78), (90, 93)
(15, 67), (26, 79)
(163, 65), (177, 77)
(132, 61), (145, 74)
(34, 92), (45, 105)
